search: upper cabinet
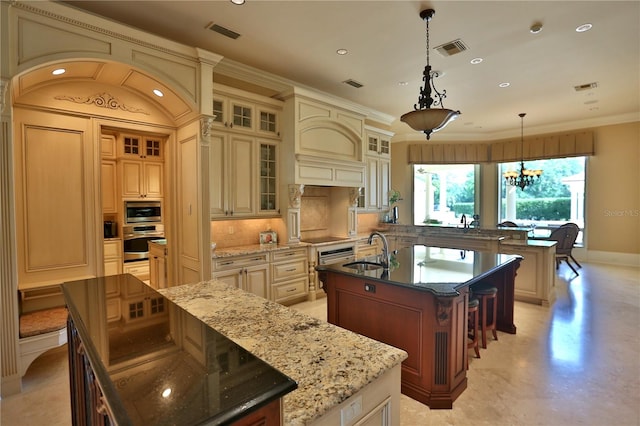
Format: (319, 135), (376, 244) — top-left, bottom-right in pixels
(211, 84), (282, 138)
(117, 133), (165, 200)
(209, 85), (283, 220)
(366, 131), (391, 159)
(120, 134), (164, 161)
(359, 127), (394, 212)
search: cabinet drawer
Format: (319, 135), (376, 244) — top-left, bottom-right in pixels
(104, 240), (122, 259)
(271, 248), (306, 262)
(123, 262), (150, 281)
(213, 253), (268, 271)
(272, 259), (307, 282)
(272, 278), (307, 303)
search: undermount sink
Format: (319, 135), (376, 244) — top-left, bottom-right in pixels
(342, 261), (384, 271)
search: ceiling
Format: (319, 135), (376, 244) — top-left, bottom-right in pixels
(60, 1), (640, 141)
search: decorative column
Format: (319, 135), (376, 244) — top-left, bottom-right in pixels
(347, 187), (360, 237)
(287, 184), (304, 244)
(0, 77), (22, 396)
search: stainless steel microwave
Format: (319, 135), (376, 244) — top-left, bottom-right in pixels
(124, 201), (162, 224)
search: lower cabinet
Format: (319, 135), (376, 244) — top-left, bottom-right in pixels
(104, 239), (122, 276)
(212, 253), (270, 299)
(123, 261), (150, 282)
(270, 247), (308, 305)
(148, 241), (167, 289)
(212, 248), (309, 305)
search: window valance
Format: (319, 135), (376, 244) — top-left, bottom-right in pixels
(408, 130), (594, 164)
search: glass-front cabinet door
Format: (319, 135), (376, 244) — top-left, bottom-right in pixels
(258, 141), (278, 215)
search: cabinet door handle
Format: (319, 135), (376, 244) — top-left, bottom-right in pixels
(286, 288), (296, 293)
(285, 268), (296, 272)
(250, 257), (263, 262)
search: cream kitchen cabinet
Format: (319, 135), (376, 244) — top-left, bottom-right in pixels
(360, 128), (393, 212)
(210, 132), (256, 217)
(123, 261), (150, 283)
(119, 134), (163, 161)
(212, 253), (270, 299)
(210, 134), (280, 218)
(270, 248), (308, 305)
(120, 159), (163, 200)
(148, 240), (167, 289)
(101, 160), (118, 213)
(101, 134), (117, 159)
(365, 157), (391, 211)
(355, 237), (381, 259)
(103, 240), (122, 276)
(212, 84), (282, 138)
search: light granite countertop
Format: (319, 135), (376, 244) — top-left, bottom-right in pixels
(212, 242), (309, 258)
(158, 281), (407, 425)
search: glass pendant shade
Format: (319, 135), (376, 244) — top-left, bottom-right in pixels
(400, 108), (460, 138)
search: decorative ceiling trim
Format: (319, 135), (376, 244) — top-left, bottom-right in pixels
(54, 92), (150, 115)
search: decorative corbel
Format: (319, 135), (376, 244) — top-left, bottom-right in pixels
(348, 187), (362, 207)
(436, 298), (453, 326)
(0, 78), (9, 113)
(288, 184), (305, 208)
(200, 115), (216, 138)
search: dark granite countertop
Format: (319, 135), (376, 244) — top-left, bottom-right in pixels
(62, 274), (297, 425)
(317, 245), (521, 297)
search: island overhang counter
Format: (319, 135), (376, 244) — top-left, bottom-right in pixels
(62, 274), (407, 425)
(317, 245), (522, 409)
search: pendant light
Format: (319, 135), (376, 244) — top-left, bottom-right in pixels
(400, 9), (461, 140)
(503, 113), (543, 190)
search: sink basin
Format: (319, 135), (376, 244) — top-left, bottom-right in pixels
(342, 261), (384, 271)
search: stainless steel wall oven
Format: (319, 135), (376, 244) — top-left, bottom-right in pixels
(124, 201), (162, 224)
(123, 224), (164, 262)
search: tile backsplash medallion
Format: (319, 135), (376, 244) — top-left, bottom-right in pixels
(211, 218), (285, 248)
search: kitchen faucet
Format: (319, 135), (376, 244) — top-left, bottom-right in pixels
(368, 231), (390, 270)
(460, 214), (469, 233)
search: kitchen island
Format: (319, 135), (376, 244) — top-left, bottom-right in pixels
(317, 245), (522, 409)
(63, 274), (407, 425)
(62, 274), (297, 425)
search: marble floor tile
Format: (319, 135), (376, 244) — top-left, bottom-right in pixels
(1, 262), (638, 425)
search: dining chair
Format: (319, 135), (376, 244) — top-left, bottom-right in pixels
(547, 223), (581, 275)
(497, 221), (518, 227)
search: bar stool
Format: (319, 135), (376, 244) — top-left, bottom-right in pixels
(467, 297), (480, 369)
(473, 283), (498, 349)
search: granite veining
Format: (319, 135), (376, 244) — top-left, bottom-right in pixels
(159, 281), (407, 425)
(212, 242), (309, 258)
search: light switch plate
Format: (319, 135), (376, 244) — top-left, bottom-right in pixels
(340, 395), (362, 425)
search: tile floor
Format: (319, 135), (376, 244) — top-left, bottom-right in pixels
(1, 262), (639, 425)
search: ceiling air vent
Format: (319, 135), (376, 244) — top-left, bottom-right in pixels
(343, 79), (364, 89)
(574, 82), (598, 92)
(206, 22), (241, 40)
(434, 39), (468, 57)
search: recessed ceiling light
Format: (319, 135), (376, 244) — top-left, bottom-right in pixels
(398, 81), (409, 86)
(161, 388), (172, 398)
(230, 0), (245, 4)
(336, 49), (348, 55)
(52, 68), (66, 75)
(153, 89), (164, 97)
(576, 23), (592, 33)
(530, 23), (543, 34)
(499, 82), (510, 88)
(470, 57), (483, 65)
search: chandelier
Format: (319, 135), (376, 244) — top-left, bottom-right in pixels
(503, 113), (543, 190)
(400, 9), (460, 140)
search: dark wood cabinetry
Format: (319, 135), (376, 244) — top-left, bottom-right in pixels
(323, 273), (468, 409)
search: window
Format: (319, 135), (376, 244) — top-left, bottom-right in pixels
(499, 156), (586, 242)
(413, 164), (476, 226)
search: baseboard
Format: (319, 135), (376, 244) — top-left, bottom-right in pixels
(1, 374), (22, 397)
(586, 250), (640, 267)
